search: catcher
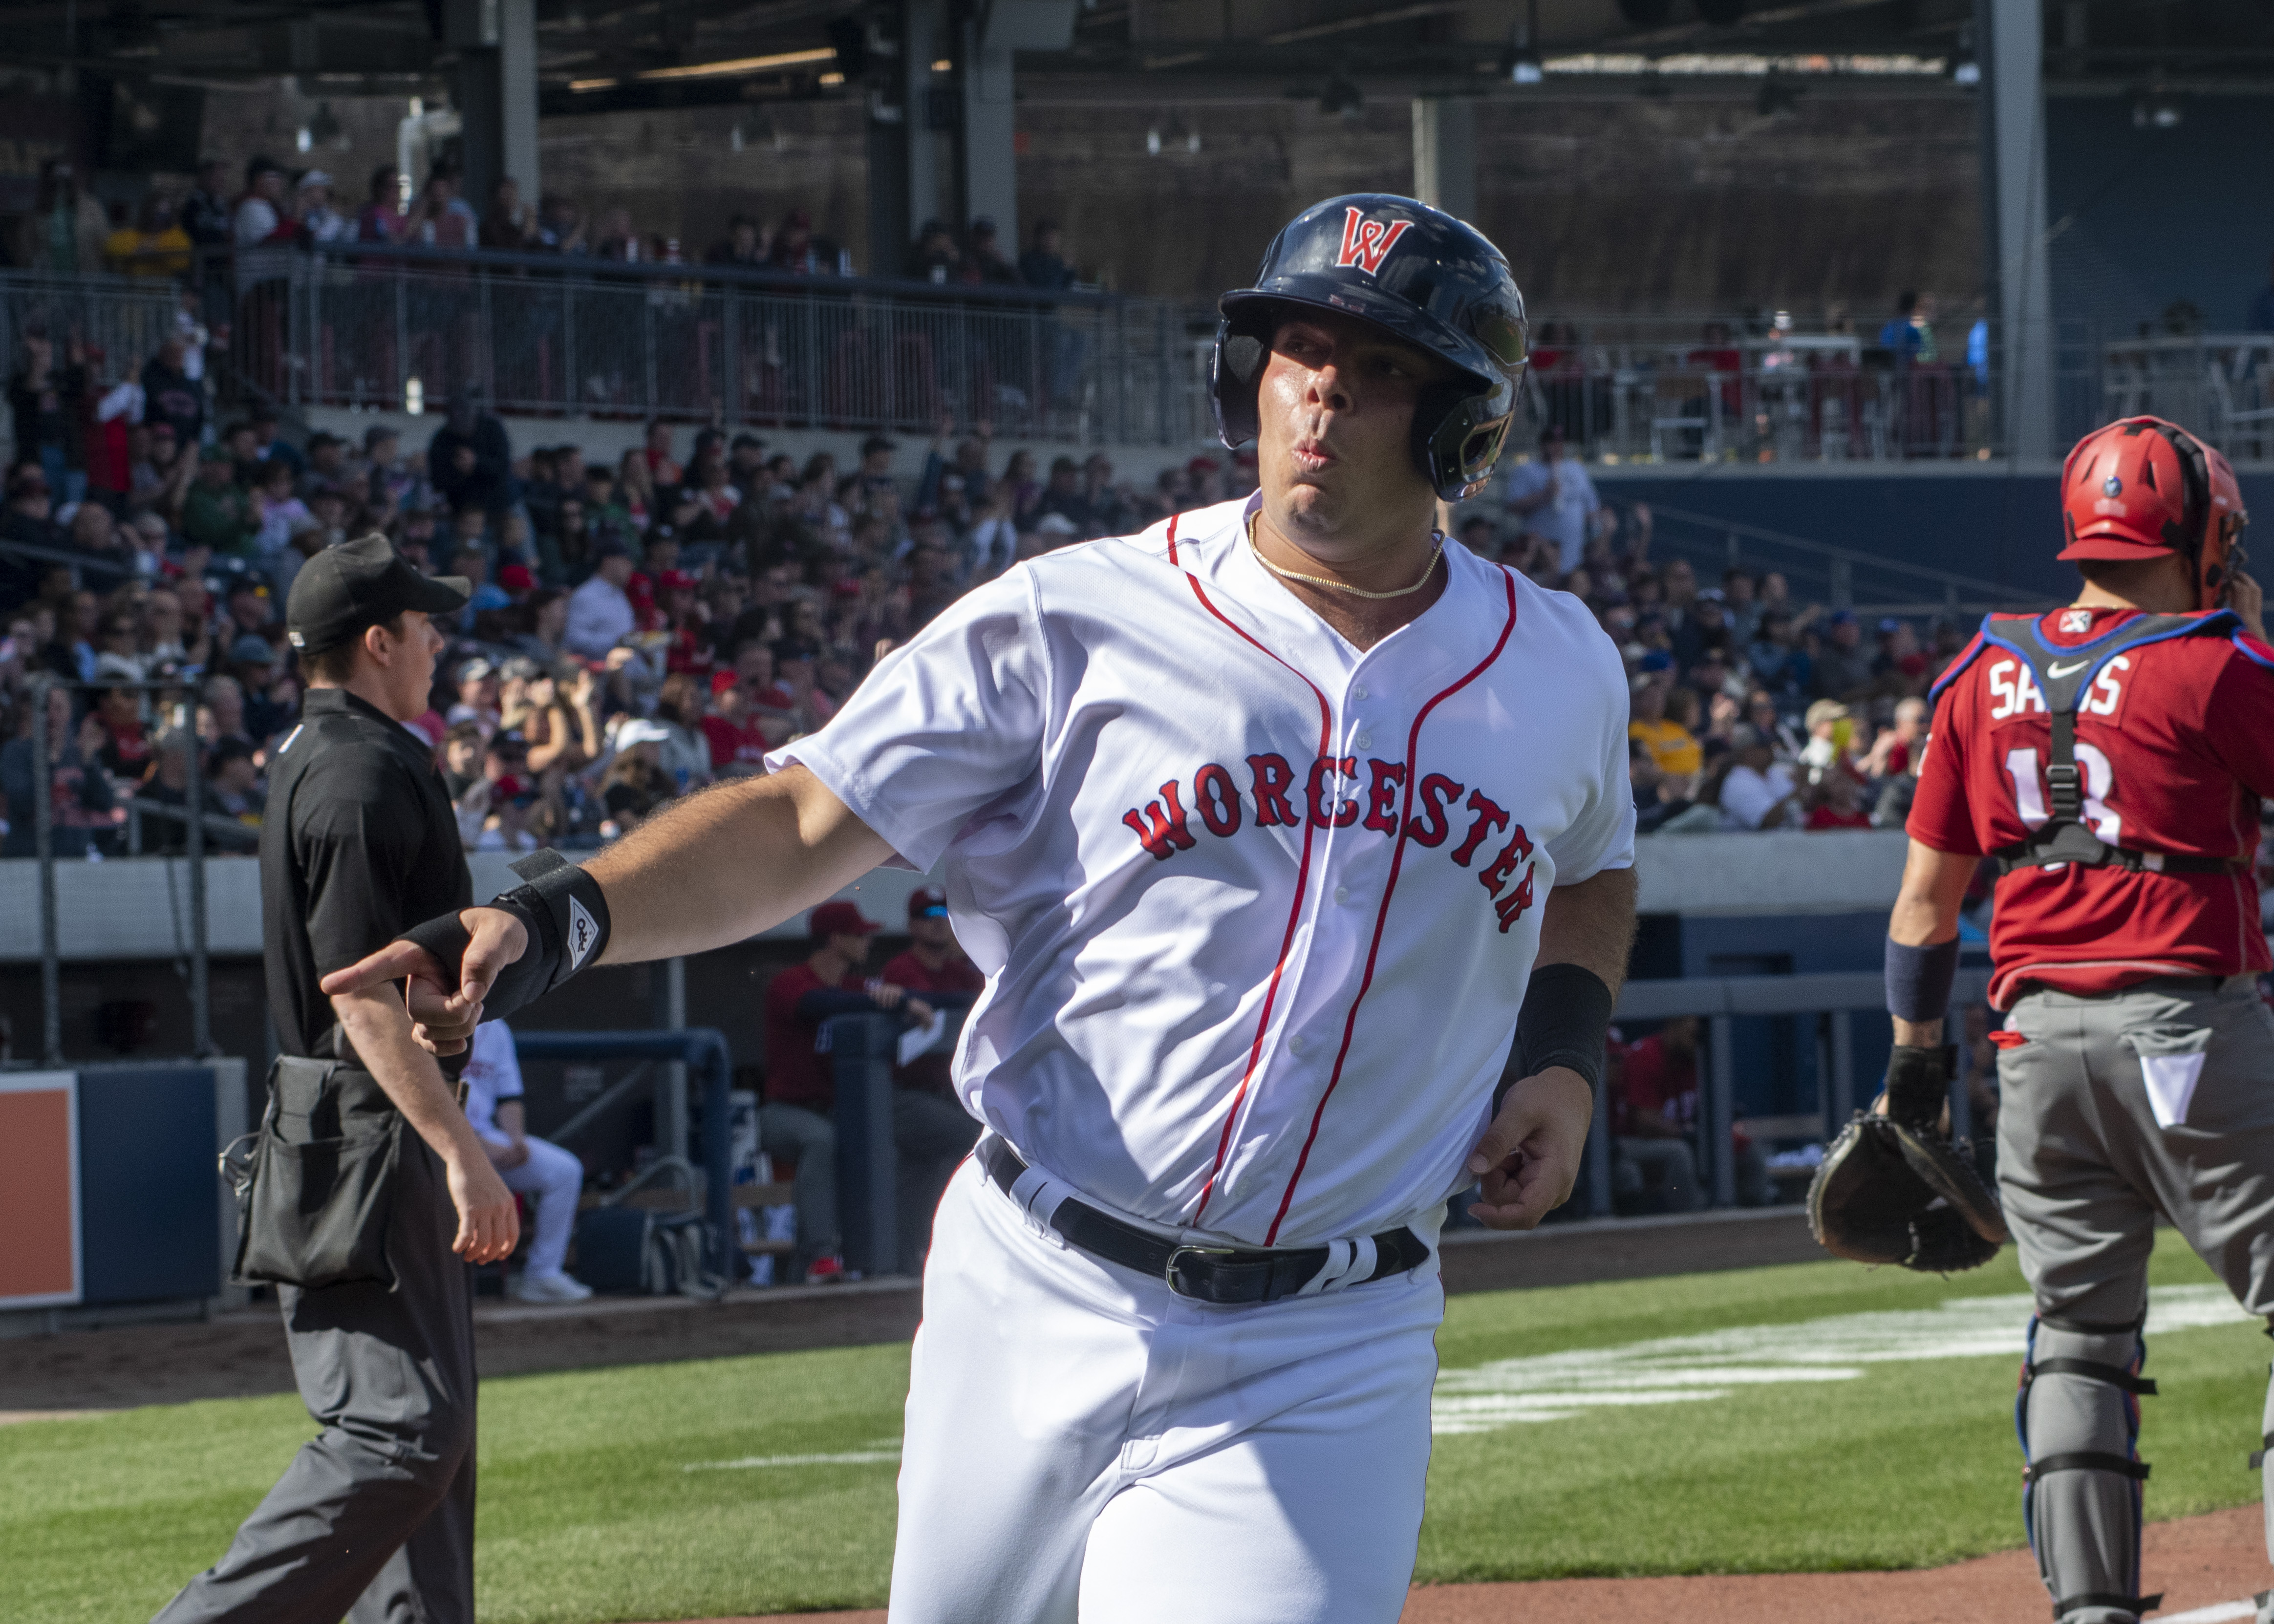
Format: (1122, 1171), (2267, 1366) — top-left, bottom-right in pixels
(1811, 416), (2274, 1624)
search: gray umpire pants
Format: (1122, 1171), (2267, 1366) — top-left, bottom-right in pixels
(1996, 975), (2274, 1624)
(152, 1111), (477, 1624)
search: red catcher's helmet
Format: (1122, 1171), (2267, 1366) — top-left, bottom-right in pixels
(2059, 415), (2250, 610)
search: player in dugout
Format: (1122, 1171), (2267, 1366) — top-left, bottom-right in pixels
(1810, 416), (2274, 1624)
(325, 194), (1637, 1624)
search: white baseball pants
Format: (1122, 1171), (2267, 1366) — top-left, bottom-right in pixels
(494, 1135), (582, 1278)
(887, 1156), (1443, 1624)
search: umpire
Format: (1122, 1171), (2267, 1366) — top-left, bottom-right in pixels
(154, 533), (519, 1624)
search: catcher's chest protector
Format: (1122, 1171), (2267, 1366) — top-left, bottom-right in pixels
(1936, 610), (2242, 875)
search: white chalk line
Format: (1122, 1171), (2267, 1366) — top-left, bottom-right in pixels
(1431, 1284), (2253, 1437)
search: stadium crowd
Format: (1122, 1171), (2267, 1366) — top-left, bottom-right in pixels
(14, 150), (1085, 294)
(0, 275), (1972, 863)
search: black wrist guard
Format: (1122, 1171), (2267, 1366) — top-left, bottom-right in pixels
(1513, 962), (1617, 1091)
(1885, 934), (1959, 1024)
(1883, 1044), (1956, 1132)
(396, 850), (610, 1025)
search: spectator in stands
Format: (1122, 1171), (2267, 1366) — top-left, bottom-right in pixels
(768, 208), (828, 274)
(1610, 1021), (1700, 1213)
(1671, 587), (1734, 670)
(707, 214), (767, 268)
(15, 159), (107, 274)
(878, 886), (985, 1264)
(82, 683), (151, 782)
(356, 165), (407, 243)
(907, 218), (960, 282)
(960, 217), (1020, 285)
(1502, 425), (1600, 573)
(1, 683), (117, 857)
(1877, 291), (1935, 362)
(1806, 609), (1871, 702)
(1617, 1016), (1773, 1210)
(1719, 724), (1803, 831)
(478, 177), (539, 251)
(107, 194), (194, 279)
(1627, 674), (1700, 779)
(700, 665), (776, 776)
(408, 163), (477, 249)
(460, 1021), (593, 1302)
(182, 159), (234, 249)
(205, 735), (265, 832)
(596, 718), (673, 836)
(759, 901), (939, 1283)
(298, 171), (352, 244)
(181, 447), (257, 558)
(428, 386), (513, 518)
(233, 155), (290, 246)
(1020, 219), (1076, 292)
(1805, 769), (1872, 830)
(565, 539), (635, 658)
(536, 193), (587, 253)
(11, 328), (86, 506)
(141, 333), (205, 451)
(649, 672), (712, 789)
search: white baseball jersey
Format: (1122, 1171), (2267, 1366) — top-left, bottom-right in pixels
(773, 495), (1633, 1248)
(459, 1020), (524, 1147)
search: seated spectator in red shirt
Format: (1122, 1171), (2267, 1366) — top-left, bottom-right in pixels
(1804, 771), (1872, 830)
(878, 885), (986, 1266)
(760, 901), (936, 1283)
(1613, 1016), (1773, 1210)
(698, 668), (778, 777)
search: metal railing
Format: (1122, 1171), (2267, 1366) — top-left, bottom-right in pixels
(1590, 968), (1992, 1213)
(223, 243), (1209, 448)
(1523, 316), (2274, 465)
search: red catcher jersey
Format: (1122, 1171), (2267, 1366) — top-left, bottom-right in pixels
(1908, 605), (2274, 1007)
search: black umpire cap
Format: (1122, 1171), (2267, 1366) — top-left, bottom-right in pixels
(285, 532), (469, 656)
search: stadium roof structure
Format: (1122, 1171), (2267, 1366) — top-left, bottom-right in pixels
(0, 0), (2266, 114)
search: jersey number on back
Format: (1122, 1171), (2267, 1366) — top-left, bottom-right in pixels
(2002, 744), (2121, 843)
(1989, 653), (2129, 842)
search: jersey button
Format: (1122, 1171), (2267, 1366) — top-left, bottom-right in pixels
(1333, 884), (1350, 904)
(1354, 732), (1372, 750)
(1352, 684), (1369, 701)
(1289, 1034), (1308, 1055)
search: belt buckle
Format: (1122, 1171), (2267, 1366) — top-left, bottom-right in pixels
(1164, 1244), (1239, 1298)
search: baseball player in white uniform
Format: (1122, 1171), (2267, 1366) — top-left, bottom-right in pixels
(460, 1021), (593, 1302)
(330, 193), (1638, 1623)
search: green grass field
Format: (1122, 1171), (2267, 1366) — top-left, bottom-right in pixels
(7, 1232), (2268, 1624)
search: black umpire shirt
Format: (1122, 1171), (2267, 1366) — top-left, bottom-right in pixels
(260, 686), (471, 1065)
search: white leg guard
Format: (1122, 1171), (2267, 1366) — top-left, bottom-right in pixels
(2019, 1316), (2160, 1624)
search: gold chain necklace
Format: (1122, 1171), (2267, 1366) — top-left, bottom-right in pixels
(1246, 513), (1443, 602)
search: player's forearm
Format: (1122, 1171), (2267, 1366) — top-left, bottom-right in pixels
(1887, 838), (1976, 1047)
(332, 986), (488, 1168)
(1535, 866), (1637, 1000)
(583, 764), (893, 964)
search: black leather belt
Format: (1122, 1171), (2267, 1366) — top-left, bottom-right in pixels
(978, 1136), (1430, 1306)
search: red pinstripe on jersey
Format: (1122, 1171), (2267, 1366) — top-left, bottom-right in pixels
(1263, 564), (1521, 1245)
(1166, 512), (1336, 1225)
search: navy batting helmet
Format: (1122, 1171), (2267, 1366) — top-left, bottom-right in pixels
(1212, 194), (1529, 502)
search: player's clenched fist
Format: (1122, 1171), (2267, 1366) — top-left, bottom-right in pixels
(1466, 1065), (1593, 1230)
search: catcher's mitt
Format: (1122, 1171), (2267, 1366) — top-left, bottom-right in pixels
(1807, 1113), (2006, 1273)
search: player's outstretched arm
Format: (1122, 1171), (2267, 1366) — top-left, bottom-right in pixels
(1468, 866), (1638, 1230)
(321, 765), (893, 1045)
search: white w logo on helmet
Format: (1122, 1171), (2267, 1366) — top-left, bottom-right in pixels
(1334, 208), (1412, 276)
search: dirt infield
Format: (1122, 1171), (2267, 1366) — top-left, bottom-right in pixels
(665, 1506), (2267, 1624)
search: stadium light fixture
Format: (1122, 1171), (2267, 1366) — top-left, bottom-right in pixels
(1503, 0), (1544, 86)
(1948, 26), (1980, 86)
